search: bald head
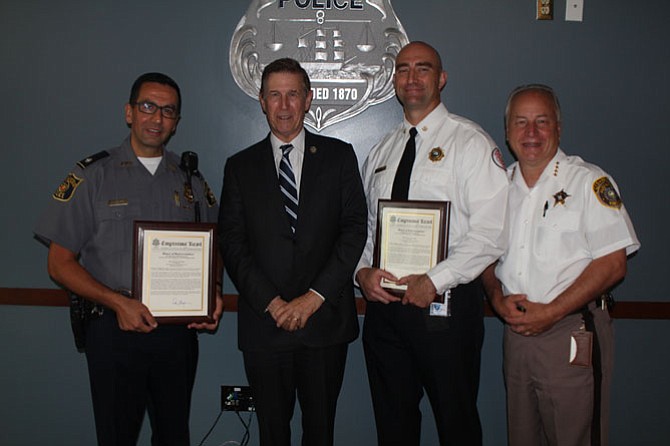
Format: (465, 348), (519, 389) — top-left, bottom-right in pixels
(397, 41), (444, 72)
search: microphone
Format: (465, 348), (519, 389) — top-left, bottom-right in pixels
(180, 151), (201, 222)
(180, 151), (199, 176)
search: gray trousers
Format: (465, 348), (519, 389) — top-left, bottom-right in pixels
(503, 306), (613, 446)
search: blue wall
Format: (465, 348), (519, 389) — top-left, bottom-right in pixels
(1, 0), (668, 444)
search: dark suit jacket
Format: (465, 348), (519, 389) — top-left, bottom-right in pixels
(219, 130), (367, 352)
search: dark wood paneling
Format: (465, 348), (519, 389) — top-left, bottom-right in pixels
(2, 288), (669, 320)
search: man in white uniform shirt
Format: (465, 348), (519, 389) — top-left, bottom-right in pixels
(482, 84), (639, 446)
(356, 41), (509, 446)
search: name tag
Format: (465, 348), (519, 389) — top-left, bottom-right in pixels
(107, 199), (128, 207)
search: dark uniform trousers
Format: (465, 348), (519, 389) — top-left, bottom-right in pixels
(242, 343), (349, 446)
(85, 310), (198, 446)
(363, 279), (485, 446)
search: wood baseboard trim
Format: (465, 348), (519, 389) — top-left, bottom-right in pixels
(2, 288), (669, 320)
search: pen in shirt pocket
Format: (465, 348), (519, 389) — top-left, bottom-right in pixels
(542, 200), (549, 218)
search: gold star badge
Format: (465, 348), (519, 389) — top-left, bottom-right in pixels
(553, 189), (570, 206)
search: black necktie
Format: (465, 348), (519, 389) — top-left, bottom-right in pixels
(279, 144), (298, 233)
(391, 127), (418, 200)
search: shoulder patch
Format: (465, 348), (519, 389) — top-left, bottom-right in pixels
(592, 176), (622, 209)
(52, 173), (83, 202)
(491, 147), (506, 170)
(77, 150), (109, 169)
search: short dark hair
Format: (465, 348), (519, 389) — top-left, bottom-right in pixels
(505, 83), (561, 125)
(260, 58), (311, 96)
(129, 72), (182, 112)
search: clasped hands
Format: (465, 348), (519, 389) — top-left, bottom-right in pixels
(492, 293), (560, 337)
(357, 267), (437, 308)
(267, 290), (323, 332)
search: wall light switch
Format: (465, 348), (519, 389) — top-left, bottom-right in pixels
(566, 0), (584, 22)
(536, 0), (553, 20)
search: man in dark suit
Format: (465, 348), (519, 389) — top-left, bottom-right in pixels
(218, 58), (367, 446)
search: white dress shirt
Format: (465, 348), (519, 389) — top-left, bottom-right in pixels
(495, 149), (640, 304)
(357, 103), (509, 294)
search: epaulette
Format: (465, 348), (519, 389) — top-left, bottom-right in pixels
(77, 150), (109, 169)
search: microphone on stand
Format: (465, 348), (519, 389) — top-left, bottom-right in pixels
(180, 151), (201, 222)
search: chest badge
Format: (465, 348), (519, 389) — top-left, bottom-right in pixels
(429, 147), (444, 162)
(183, 183), (194, 203)
(553, 189), (571, 206)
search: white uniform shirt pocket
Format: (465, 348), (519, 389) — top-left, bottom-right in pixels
(533, 209), (586, 260)
(370, 168), (394, 199)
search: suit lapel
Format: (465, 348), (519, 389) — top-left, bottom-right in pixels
(298, 131), (322, 228)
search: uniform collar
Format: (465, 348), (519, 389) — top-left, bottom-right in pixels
(402, 103), (448, 138)
(120, 135), (173, 174)
(510, 148), (567, 189)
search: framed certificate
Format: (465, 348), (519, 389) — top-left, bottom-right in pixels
(373, 200), (450, 297)
(132, 221), (217, 324)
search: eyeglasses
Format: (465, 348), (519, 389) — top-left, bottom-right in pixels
(133, 101), (179, 119)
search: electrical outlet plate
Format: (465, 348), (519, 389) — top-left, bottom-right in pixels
(221, 385), (256, 412)
(536, 0), (553, 20)
(566, 0), (584, 22)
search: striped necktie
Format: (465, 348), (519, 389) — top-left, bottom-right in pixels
(279, 144), (298, 233)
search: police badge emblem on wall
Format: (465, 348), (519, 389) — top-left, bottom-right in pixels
(230, 0), (409, 131)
